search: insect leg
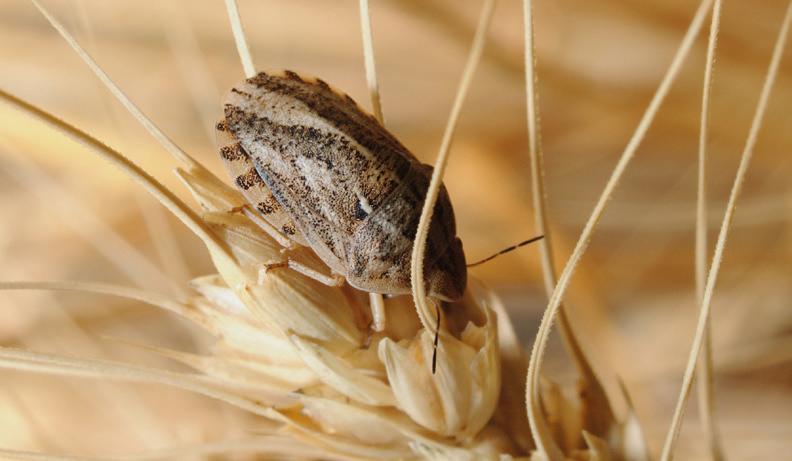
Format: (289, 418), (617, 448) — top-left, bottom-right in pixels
(369, 293), (386, 332)
(256, 261), (288, 284)
(256, 253), (344, 287)
(238, 205), (297, 249)
(285, 259), (345, 286)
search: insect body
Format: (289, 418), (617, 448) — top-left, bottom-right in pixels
(217, 71), (466, 301)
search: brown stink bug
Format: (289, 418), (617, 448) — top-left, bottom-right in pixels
(216, 70), (467, 301)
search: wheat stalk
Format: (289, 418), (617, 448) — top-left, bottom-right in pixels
(660, 3), (792, 459)
(695, 1), (724, 459)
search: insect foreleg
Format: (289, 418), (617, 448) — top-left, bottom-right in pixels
(287, 260), (345, 286)
(256, 256), (344, 287)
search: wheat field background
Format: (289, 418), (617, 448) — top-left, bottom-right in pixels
(0, 0), (790, 459)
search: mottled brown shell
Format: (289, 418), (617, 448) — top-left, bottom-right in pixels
(217, 70), (466, 301)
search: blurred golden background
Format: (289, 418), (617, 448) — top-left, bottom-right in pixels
(0, 0), (790, 459)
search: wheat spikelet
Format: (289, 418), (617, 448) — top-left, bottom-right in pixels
(0, 88), (635, 458)
(0, 53), (642, 461)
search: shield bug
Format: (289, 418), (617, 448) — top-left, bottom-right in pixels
(216, 70), (467, 301)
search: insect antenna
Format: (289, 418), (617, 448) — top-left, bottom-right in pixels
(466, 234), (545, 268)
(432, 302), (441, 374)
(431, 234), (544, 373)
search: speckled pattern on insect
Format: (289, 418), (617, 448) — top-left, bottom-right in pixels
(216, 70), (466, 301)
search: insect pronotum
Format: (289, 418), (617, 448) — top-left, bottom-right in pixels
(217, 70), (468, 302)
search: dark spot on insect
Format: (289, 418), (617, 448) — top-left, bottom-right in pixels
(231, 87), (253, 98)
(220, 144), (244, 161)
(257, 201), (275, 214)
(284, 70), (302, 82)
(305, 127), (320, 141)
(236, 169), (262, 190)
(282, 224), (296, 236)
(351, 254), (366, 278)
(354, 200), (369, 220)
(216, 121), (227, 131)
(247, 72), (269, 86)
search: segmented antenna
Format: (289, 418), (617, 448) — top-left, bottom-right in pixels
(431, 234), (544, 374)
(467, 234), (545, 268)
(432, 303), (441, 374)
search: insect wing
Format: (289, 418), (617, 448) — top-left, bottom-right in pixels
(216, 118), (309, 246)
(223, 72), (416, 278)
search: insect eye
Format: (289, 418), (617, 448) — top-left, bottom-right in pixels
(354, 199), (369, 220)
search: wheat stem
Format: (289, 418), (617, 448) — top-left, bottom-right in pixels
(0, 155), (179, 294)
(135, 196), (193, 289)
(410, 0), (496, 331)
(358, 0), (384, 123)
(0, 347), (280, 421)
(520, 0), (567, 456)
(695, 1), (724, 460)
(524, 1), (713, 458)
(0, 448), (116, 461)
(64, 6), (192, 296)
(163, 2), (222, 142)
(660, 3), (791, 459)
(30, 0), (205, 172)
(520, 0), (623, 456)
(521, 0), (600, 381)
(0, 281), (190, 317)
(0, 90), (237, 272)
(124, 437), (325, 460)
(0, 436), (326, 461)
(357, 0), (389, 332)
(224, 0), (256, 79)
